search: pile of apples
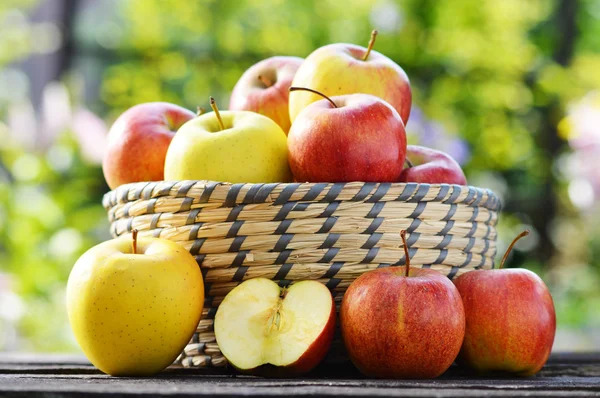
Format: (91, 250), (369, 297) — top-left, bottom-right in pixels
(67, 31), (556, 378)
(101, 31), (467, 189)
(215, 230), (556, 378)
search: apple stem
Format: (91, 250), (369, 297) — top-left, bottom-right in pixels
(209, 97), (225, 131)
(400, 230), (410, 277)
(404, 158), (414, 168)
(362, 30), (378, 61)
(196, 106), (206, 117)
(499, 230), (530, 269)
(132, 229), (138, 255)
(258, 74), (273, 88)
(289, 87), (337, 108)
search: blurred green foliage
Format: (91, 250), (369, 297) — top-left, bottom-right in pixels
(0, 130), (109, 351)
(0, 1), (110, 351)
(1, 0), (600, 351)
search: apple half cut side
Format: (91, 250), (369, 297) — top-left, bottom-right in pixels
(214, 278), (336, 376)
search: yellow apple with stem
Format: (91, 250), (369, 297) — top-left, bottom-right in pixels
(164, 97), (291, 183)
(66, 230), (204, 376)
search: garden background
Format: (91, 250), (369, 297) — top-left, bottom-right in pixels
(1, 0), (599, 352)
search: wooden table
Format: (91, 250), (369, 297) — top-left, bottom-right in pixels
(1, 353), (599, 397)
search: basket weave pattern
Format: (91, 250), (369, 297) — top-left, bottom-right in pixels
(103, 180), (501, 368)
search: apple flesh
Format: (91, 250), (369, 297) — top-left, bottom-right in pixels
(214, 278), (335, 375)
(102, 102), (195, 190)
(288, 93), (407, 182)
(66, 233), (204, 376)
(341, 266), (465, 378)
(229, 56), (304, 133)
(289, 35), (411, 125)
(164, 109), (291, 183)
(399, 145), (467, 185)
(453, 268), (556, 376)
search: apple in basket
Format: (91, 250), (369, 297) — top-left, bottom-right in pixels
(340, 231), (465, 378)
(399, 145), (467, 185)
(229, 56), (304, 133)
(164, 97), (291, 183)
(66, 230), (204, 376)
(102, 102), (195, 190)
(287, 88), (407, 182)
(214, 278), (336, 376)
(453, 230), (556, 376)
(289, 30), (411, 125)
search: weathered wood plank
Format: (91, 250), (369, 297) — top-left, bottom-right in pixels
(0, 353), (598, 397)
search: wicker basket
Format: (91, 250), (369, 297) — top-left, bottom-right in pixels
(102, 180), (501, 369)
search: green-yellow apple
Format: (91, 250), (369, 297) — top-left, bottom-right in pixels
(340, 231), (465, 378)
(453, 231), (556, 376)
(164, 98), (291, 183)
(289, 30), (411, 125)
(102, 102), (195, 190)
(288, 88), (406, 182)
(214, 278), (335, 376)
(229, 56), (304, 133)
(400, 145), (467, 185)
(66, 230), (204, 376)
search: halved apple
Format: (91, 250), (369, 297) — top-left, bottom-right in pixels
(214, 278), (336, 375)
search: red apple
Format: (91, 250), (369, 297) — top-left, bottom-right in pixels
(399, 145), (467, 185)
(287, 88), (407, 183)
(340, 231), (465, 378)
(229, 56), (303, 133)
(214, 278), (335, 376)
(453, 231), (556, 376)
(289, 30), (411, 125)
(102, 102), (195, 190)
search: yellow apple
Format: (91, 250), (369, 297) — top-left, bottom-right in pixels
(66, 231), (204, 376)
(164, 98), (291, 183)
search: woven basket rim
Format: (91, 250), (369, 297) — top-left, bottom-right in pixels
(103, 180), (501, 212)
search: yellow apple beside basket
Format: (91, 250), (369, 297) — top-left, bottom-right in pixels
(102, 179), (500, 368)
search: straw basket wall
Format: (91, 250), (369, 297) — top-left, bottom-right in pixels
(102, 180), (501, 368)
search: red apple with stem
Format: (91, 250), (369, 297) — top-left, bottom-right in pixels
(340, 230), (466, 378)
(102, 102), (195, 189)
(287, 87), (407, 183)
(399, 145), (467, 185)
(453, 230), (556, 376)
(229, 56), (304, 133)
